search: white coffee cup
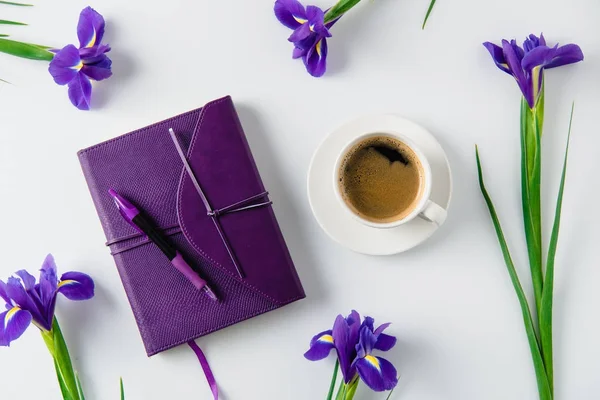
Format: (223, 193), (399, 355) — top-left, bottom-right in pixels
(333, 131), (447, 229)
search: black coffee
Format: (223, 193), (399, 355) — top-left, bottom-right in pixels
(338, 135), (424, 223)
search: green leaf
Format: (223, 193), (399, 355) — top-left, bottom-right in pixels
(0, 19), (26, 25)
(0, 34), (9, 37)
(52, 318), (81, 400)
(54, 359), (74, 400)
(422, 0), (437, 29)
(540, 103), (574, 396)
(520, 96), (544, 317)
(535, 87), (545, 136)
(75, 373), (86, 400)
(344, 378), (359, 400)
(335, 379), (345, 400)
(0, 0), (33, 5)
(385, 386), (396, 400)
(324, 0), (363, 24)
(120, 377), (125, 400)
(334, 375), (359, 400)
(0, 37), (53, 60)
(327, 359), (340, 400)
(475, 147), (552, 400)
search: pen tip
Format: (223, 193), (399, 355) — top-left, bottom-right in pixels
(204, 286), (218, 302)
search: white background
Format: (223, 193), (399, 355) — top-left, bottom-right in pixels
(0, 0), (598, 399)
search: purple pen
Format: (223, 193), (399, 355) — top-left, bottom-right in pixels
(108, 188), (218, 301)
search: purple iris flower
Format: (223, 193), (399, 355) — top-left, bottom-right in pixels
(304, 311), (398, 392)
(351, 317), (398, 391)
(0, 254), (94, 346)
(274, 0), (337, 77)
(49, 7), (112, 110)
(483, 34), (583, 108)
(305, 310), (361, 382)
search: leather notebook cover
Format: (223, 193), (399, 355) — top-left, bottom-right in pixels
(78, 96), (305, 356)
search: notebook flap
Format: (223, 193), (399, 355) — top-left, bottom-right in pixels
(176, 96), (303, 305)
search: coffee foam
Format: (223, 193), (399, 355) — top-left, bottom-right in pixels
(339, 135), (425, 223)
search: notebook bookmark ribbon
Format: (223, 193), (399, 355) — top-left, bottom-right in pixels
(188, 340), (219, 400)
(169, 128), (272, 279)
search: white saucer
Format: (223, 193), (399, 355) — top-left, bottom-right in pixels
(307, 114), (452, 255)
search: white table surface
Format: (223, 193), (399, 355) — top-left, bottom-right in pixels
(1, 0), (599, 398)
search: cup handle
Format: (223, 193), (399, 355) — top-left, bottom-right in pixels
(419, 200), (447, 227)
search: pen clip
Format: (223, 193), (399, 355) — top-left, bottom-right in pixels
(108, 189), (146, 236)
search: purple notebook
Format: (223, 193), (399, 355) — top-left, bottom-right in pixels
(78, 96), (305, 356)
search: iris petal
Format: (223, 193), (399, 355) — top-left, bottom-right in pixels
(0, 280), (10, 305)
(304, 37), (328, 77)
(292, 46), (306, 59)
(5, 277), (35, 311)
(57, 272), (95, 301)
(274, 0), (307, 30)
(521, 45), (558, 71)
(304, 330), (335, 361)
(67, 73), (93, 111)
(77, 6), (105, 48)
(347, 310), (360, 326)
(375, 333), (396, 352)
(48, 45), (82, 85)
(482, 42), (511, 75)
(39, 254), (58, 306)
(523, 34), (544, 52)
(501, 39), (534, 108)
(545, 44), (584, 69)
(332, 312), (358, 383)
(363, 316), (375, 331)
(305, 6), (330, 37)
(0, 307), (32, 346)
(356, 323), (378, 358)
(373, 322), (390, 336)
(80, 44), (111, 62)
(288, 23), (311, 43)
(5, 276), (47, 330)
(82, 54), (112, 81)
(355, 355), (398, 392)
(347, 310), (361, 349)
(510, 39), (525, 62)
(15, 270), (36, 291)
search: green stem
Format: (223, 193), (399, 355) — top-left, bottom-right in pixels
(327, 360), (340, 400)
(324, 0), (364, 24)
(41, 318), (82, 400)
(520, 95), (544, 320)
(476, 148), (552, 400)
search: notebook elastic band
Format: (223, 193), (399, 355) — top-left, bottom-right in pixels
(106, 224), (182, 255)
